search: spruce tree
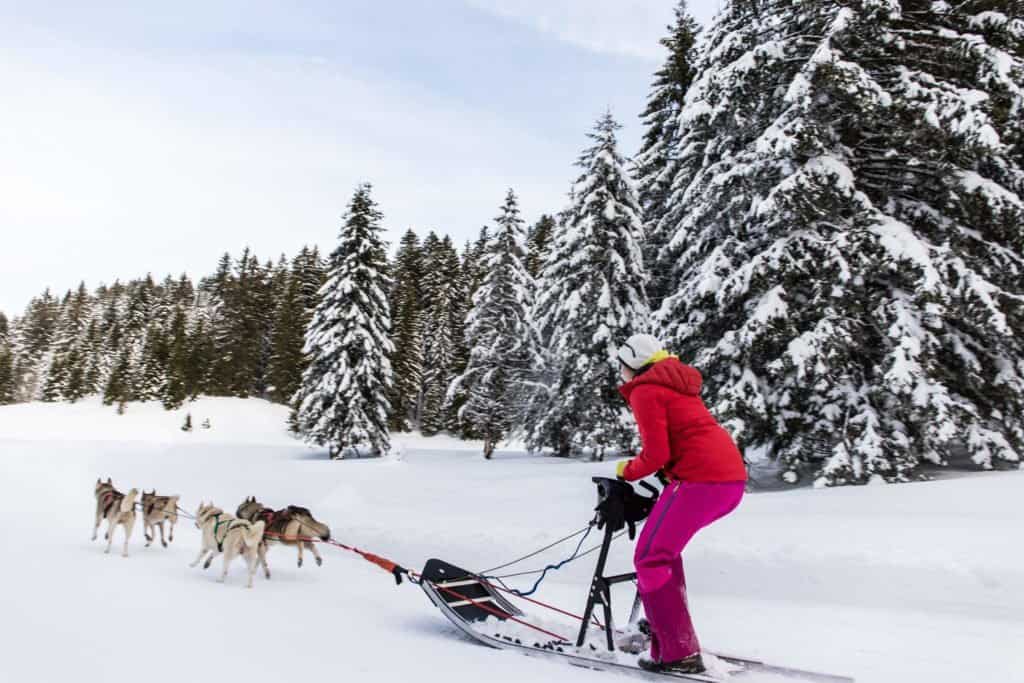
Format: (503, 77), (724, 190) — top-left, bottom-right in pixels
(162, 306), (190, 409)
(0, 348), (13, 405)
(421, 237), (464, 435)
(0, 312), (14, 405)
(136, 324), (169, 401)
(449, 190), (534, 458)
(526, 214), (556, 279)
(527, 112), (650, 460)
(82, 318), (103, 397)
(267, 267), (306, 404)
(294, 246), (327, 314)
(219, 249), (271, 397)
(204, 252), (236, 395)
(185, 311), (214, 398)
(387, 229), (425, 431)
(635, 0), (700, 311)
(465, 226), (492, 299)
(294, 184), (394, 457)
(270, 245), (326, 415)
(658, 0), (1024, 484)
(103, 346), (133, 406)
(41, 289), (77, 402)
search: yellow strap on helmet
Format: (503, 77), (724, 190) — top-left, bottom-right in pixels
(642, 349), (676, 366)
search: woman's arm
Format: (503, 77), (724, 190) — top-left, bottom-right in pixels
(622, 385), (670, 481)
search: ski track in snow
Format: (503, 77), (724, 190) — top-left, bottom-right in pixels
(0, 397), (1020, 683)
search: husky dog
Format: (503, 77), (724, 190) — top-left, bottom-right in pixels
(140, 490), (180, 548)
(92, 478), (139, 557)
(236, 497), (331, 577)
(190, 502), (265, 588)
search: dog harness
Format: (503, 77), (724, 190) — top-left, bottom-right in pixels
(100, 491), (121, 518)
(210, 513), (253, 552)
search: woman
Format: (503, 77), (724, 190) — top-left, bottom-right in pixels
(614, 333), (747, 674)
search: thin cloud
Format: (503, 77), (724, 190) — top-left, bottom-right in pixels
(464, 0), (723, 60)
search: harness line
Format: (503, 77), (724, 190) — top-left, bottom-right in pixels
(175, 497), (613, 638)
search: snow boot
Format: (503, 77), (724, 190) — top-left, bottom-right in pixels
(638, 653), (706, 675)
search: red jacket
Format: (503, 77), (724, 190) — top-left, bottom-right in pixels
(619, 357), (746, 483)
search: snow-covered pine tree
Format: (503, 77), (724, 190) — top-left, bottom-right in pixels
(0, 312), (14, 405)
(657, 0), (1024, 485)
(387, 229), (425, 431)
(185, 306), (213, 398)
(527, 112), (650, 460)
(41, 283), (94, 402)
(136, 323), (169, 401)
(103, 346), (133, 407)
(452, 231), (492, 436)
(444, 242), (473, 434)
(421, 237), (464, 435)
(448, 190), (534, 458)
(162, 306), (190, 409)
(94, 282), (125, 395)
(294, 184), (394, 458)
(81, 318), (103, 395)
(204, 252), (236, 396)
(13, 289), (58, 400)
(267, 264), (306, 404)
(634, 0), (701, 311)
(223, 249), (271, 397)
(464, 226), (492, 300)
(293, 246), (327, 314)
(40, 290), (72, 402)
(526, 214), (556, 278)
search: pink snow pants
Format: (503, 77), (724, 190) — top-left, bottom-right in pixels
(634, 480), (744, 663)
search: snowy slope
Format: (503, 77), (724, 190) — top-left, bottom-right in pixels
(0, 398), (1020, 683)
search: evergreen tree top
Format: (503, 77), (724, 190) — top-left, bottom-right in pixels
(642, 1), (701, 119)
(332, 183), (387, 263)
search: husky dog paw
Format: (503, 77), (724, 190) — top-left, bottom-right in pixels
(315, 557), (323, 567)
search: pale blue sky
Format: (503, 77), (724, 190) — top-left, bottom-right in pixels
(0, 1), (722, 316)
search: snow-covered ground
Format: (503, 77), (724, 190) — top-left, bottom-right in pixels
(0, 397), (1020, 683)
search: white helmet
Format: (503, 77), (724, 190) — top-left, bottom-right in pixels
(616, 333), (665, 370)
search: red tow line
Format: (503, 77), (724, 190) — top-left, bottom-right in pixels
(262, 530), (410, 584)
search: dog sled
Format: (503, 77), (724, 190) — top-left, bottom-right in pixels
(417, 478), (854, 683)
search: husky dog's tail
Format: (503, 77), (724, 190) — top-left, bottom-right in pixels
(121, 488), (139, 514)
(243, 521), (265, 548)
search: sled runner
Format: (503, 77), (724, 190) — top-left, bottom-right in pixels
(420, 478), (853, 682)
